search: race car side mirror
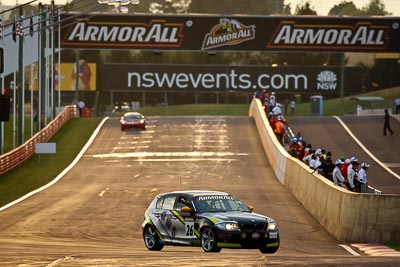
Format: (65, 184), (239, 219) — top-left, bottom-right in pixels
(180, 206), (192, 213)
(248, 205), (254, 212)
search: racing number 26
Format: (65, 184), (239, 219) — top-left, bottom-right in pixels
(185, 222), (194, 237)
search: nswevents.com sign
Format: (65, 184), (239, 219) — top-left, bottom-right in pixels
(101, 64), (362, 94)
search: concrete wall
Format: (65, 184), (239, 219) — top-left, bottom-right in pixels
(249, 99), (400, 243)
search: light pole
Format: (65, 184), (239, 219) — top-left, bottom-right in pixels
(98, 0), (140, 13)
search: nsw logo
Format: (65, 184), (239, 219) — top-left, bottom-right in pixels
(202, 18), (255, 50)
(317, 70), (337, 90)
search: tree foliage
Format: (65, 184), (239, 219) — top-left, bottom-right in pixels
(328, 0), (391, 16)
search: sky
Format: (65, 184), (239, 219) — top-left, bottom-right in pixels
(2, 0), (400, 16)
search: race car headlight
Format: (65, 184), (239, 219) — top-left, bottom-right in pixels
(216, 222), (239, 231)
(140, 119), (145, 123)
(267, 222), (278, 231)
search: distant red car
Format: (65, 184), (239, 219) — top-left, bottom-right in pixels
(120, 112), (146, 131)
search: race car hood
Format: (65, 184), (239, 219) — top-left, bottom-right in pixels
(202, 211), (269, 224)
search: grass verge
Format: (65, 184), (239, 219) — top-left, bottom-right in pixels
(0, 117), (102, 207)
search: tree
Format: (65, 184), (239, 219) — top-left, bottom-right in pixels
(328, 1), (362, 16)
(149, 0), (192, 14)
(295, 1), (317, 15)
(362, 0), (391, 16)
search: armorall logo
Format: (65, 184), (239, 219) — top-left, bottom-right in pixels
(269, 22), (389, 50)
(202, 18), (255, 50)
(63, 19), (184, 48)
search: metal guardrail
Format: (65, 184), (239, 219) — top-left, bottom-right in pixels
(0, 105), (77, 175)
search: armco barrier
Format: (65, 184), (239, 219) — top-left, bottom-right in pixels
(0, 105), (77, 175)
(249, 99), (400, 243)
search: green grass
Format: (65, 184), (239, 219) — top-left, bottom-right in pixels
(0, 117), (102, 207)
(386, 243), (400, 250)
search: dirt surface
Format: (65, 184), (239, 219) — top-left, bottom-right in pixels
(0, 116), (399, 266)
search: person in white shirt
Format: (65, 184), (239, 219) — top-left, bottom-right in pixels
(357, 163), (370, 193)
(332, 159), (346, 188)
(310, 149), (322, 173)
(347, 157), (359, 192)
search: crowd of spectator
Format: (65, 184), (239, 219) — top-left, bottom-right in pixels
(253, 90), (371, 194)
(287, 134), (371, 193)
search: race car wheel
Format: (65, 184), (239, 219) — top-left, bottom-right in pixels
(259, 237), (280, 254)
(201, 227), (221, 253)
(259, 245), (279, 254)
(143, 225), (164, 251)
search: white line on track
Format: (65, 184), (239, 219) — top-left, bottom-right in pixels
(339, 244), (361, 256)
(99, 188), (110, 197)
(333, 116), (400, 181)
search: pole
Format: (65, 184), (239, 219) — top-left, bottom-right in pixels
(17, 7), (24, 146)
(39, 4), (46, 130)
(339, 53), (345, 115)
(74, 49), (80, 103)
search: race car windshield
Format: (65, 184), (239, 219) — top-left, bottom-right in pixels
(193, 195), (250, 213)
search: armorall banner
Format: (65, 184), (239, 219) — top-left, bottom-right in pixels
(60, 13), (400, 52)
(101, 64), (363, 95)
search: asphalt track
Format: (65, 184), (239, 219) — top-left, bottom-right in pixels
(288, 115), (400, 195)
(0, 116), (399, 266)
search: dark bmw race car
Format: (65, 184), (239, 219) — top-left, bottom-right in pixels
(120, 112), (146, 131)
(142, 190), (280, 253)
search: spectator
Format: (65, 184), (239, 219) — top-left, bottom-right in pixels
(272, 104), (282, 117)
(253, 90), (261, 100)
(322, 151), (334, 181)
(332, 159), (346, 188)
(383, 108), (394, 136)
(288, 137), (300, 158)
(274, 116), (286, 145)
(263, 92), (270, 116)
(290, 100), (296, 114)
(341, 158), (351, 188)
(347, 157), (359, 192)
(357, 163), (370, 193)
(310, 148), (322, 173)
(303, 143), (312, 158)
(269, 92), (276, 113)
(395, 97), (400, 114)
(77, 100), (85, 117)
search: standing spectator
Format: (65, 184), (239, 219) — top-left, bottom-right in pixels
(383, 108), (394, 136)
(341, 158), (350, 188)
(310, 148), (322, 173)
(395, 97), (400, 114)
(253, 90), (261, 100)
(290, 100), (296, 115)
(358, 163), (370, 193)
(347, 157), (359, 192)
(269, 92), (276, 113)
(288, 137), (300, 158)
(332, 159), (346, 188)
(322, 151), (334, 181)
(274, 116), (286, 145)
(263, 93), (270, 116)
(77, 100), (85, 117)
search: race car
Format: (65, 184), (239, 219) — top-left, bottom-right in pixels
(142, 190), (280, 253)
(120, 112), (146, 131)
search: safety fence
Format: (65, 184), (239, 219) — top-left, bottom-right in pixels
(0, 105), (77, 175)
